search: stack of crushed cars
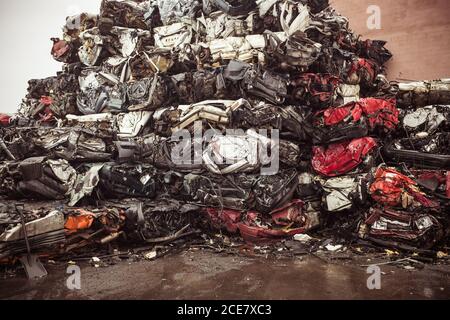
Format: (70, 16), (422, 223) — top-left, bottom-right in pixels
(0, 0), (449, 272)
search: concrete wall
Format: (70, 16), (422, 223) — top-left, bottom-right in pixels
(331, 0), (450, 81)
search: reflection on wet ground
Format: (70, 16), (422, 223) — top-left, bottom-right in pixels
(1, 251), (449, 300)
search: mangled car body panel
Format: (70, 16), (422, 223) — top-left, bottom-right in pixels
(369, 166), (440, 209)
(312, 137), (378, 177)
(359, 207), (444, 250)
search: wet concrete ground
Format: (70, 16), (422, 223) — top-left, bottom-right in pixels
(1, 250), (449, 300)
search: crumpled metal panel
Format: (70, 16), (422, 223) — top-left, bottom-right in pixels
(184, 174), (251, 211)
(152, 0), (202, 25)
(347, 58), (380, 88)
(336, 84), (360, 105)
(100, 0), (152, 30)
(69, 164), (105, 207)
(99, 163), (158, 199)
(154, 22), (194, 48)
(171, 99), (235, 133)
(266, 31), (322, 71)
(205, 199), (320, 243)
(205, 32), (286, 64)
(128, 49), (174, 80)
(257, 0), (311, 35)
(0, 157), (77, 200)
(77, 69), (127, 114)
(124, 199), (200, 242)
(224, 60), (288, 104)
(253, 169), (299, 213)
(66, 111), (152, 138)
(203, 129), (274, 175)
(33, 128), (113, 162)
(78, 27), (152, 67)
(403, 105), (449, 135)
(51, 38), (78, 64)
(359, 207), (444, 250)
(320, 174), (368, 212)
(369, 166), (440, 209)
(410, 170), (450, 202)
(312, 137), (378, 177)
(395, 79), (450, 108)
(22, 160), (75, 199)
(321, 98), (399, 133)
(290, 73), (341, 108)
(63, 13), (98, 42)
(240, 200), (319, 243)
(127, 76), (169, 111)
(384, 133), (450, 169)
(204, 128), (302, 174)
(0, 211), (64, 243)
(0, 211), (65, 260)
(204, 0), (257, 17)
(198, 11), (261, 42)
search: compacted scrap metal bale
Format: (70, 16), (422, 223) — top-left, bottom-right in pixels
(0, 0), (449, 277)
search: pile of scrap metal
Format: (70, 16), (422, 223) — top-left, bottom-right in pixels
(1, 0), (449, 277)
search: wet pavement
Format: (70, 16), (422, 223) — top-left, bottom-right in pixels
(1, 251), (449, 300)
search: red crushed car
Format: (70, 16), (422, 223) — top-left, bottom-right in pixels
(369, 167), (440, 209)
(321, 98), (399, 131)
(205, 200), (319, 243)
(312, 137), (378, 177)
